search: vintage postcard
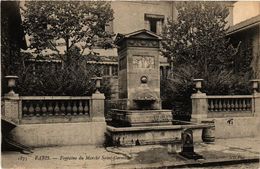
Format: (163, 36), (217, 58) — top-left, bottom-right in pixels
(1, 1), (260, 169)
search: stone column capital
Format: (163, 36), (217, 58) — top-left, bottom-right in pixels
(91, 93), (105, 100)
(191, 93), (207, 99)
(253, 92), (260, 98)
(4, 95), (20, 100)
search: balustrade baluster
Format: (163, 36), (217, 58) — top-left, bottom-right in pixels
(222, 99), (227, 111)
(230, 99), (234, 111)
(60, 102), (66, 116)
(35, 103), (41, 117)
(218, 99), (223, 111)
(242, 99), (246, 110)
(226, 99), (231, 111)
(67, 102), (72, 115)
(84, 101), (89, 115)
(72, 101), (78, 115)
(208, 102), (211, 112)
(214, 99), (219, 111)
(208, 100), (213, 111)
(47, 102), (53, 116)
(22, 102), (28, 117)
(28, 102), (35, 117)
(246, 99), (251, 111)
(234, 99), (239, 111)
(42, 102), (47, 116)
(78, 101), (83, 115)
(238, 99), (242, 111)
(54, 102), (60, 116)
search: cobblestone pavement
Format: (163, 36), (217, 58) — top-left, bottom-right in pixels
(2, 137), (260, 169)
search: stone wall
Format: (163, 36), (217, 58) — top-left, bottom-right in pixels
(233, 2), (260, 25)
(10, 122), (106, 147)
(207, 117), (259, 139)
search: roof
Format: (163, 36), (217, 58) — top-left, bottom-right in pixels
(123, 29), (162, 39)
(22, 51), (118, 64)
(115, 29), (162, 45)
(227, 15), (260, 35)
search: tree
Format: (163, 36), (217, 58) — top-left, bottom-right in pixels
(161, 2), (252, 120)
(162, 2), (238, 77)
(21, 1), (114, 60)
(17, 1), (114, 96)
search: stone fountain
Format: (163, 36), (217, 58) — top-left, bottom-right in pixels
(106, 29), (207, 146)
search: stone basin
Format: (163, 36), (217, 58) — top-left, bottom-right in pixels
(110, 109), (173, 127)
(106, 120), (211, 146)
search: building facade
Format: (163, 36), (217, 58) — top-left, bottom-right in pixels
(228, 15), (260, 78)
(228, 2), (260, 78)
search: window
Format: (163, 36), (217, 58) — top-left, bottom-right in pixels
(103, 65), (110, 76)
(145, 14), (164, 34)
(112, 65), (118, 76)
(149, 20), (157, 33)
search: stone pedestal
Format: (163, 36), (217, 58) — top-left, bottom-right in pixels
(191, 93), (208, 123)
(253, 92), (260, 117)
(3, 95), (20, 124)
(91, 92), (106, 122)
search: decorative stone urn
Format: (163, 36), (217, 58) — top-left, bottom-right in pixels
(91, 77), (102, 93)
(250, 79), (260, 93)
(5, 75), (19, 97)
(193, 79), (204, 93)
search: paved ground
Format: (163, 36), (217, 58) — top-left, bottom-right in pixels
(2, 137), (260, 169)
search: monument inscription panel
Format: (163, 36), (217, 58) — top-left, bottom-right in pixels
(132, 55), (155, 69)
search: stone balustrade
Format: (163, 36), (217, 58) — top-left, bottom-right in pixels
(192, 94), (258, 121)
(21, 96), (91, 118)
(3, 95), (106, 124)
(207, 96), (253, 113)
(2, 75), (106, 124)
(191, 79), (260, 122)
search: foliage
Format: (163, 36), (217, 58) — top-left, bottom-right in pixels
(161, 2), (252, 120)
(17, 1), (114, 96)
(161, 65), (251, 121)
(22, 1), (114, 59)
(162, 2), (238, 75)
(17, 48), (112, 96)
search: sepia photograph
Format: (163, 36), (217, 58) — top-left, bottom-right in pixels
(1, 1), (260, 169)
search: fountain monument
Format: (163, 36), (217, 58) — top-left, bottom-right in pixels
(106, 29), (206, 146)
